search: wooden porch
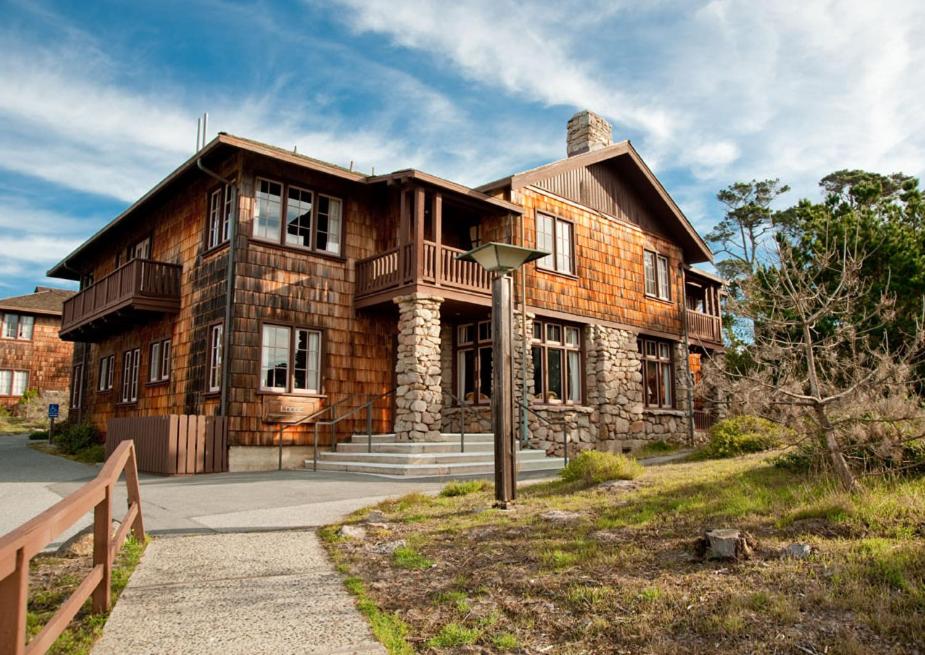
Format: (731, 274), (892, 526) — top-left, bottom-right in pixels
(59, 258), (182, 342)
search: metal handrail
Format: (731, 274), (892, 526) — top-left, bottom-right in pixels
(312, 388), (397, 470)
(441, 389), (469, 453)
(516, 400), (569, 465)
(271, 397), (351, 471)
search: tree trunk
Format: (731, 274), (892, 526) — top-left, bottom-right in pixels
(814, 403), (859, 492)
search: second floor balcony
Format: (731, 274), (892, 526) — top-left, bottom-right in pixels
(60, 259), (182, 342)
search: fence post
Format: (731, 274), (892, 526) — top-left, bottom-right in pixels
(124, 446), (145, 541)
(313, 424), (319, 472)
(92, 485), (113, 613)
(0, 547), (28, 655)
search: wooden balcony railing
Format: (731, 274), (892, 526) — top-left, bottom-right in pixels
(60, 259), (182, 340)
(0, 441), (144, 655)
(686, 309), (723, 344)
(356, 241), (491, 299)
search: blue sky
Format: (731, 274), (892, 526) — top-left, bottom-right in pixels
(1, 0), (923, 297)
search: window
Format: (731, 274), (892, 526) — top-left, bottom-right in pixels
(260, 324), (322, 393)
(98, 355), (114, 391)
(149, 339), (171, 383)
(639, 338), (674, 408)
(285, 186), (313, 248)
(121, 348), (140, 403)
(0, 370), (28, 396)
(71, 365), (83, 408)
(536, 213), (575, 275)
(253, 178), (344, 256)
(456, 321), (492, 404)
(532, 321), (582, 404)
(207, 184), (234, 249)
(208, 324), (223, 392)
(17, 316), (34, 340)
(644, 250), (671, 300)
(2, 313), (18, 339)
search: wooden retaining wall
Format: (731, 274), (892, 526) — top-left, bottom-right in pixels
(106, 415), (228, 475)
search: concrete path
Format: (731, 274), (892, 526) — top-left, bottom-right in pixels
(94, 532), (386, 655)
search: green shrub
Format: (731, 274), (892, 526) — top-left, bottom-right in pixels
(56, 423), (101, 455)
(559, 450), (644, 486)
(440, 479), (487, 497)
(703, 416), (790, 458)
(28, 430), (49, 440)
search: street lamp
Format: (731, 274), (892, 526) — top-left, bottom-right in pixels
(457, 242), (548, 507)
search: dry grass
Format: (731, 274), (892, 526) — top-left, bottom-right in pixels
(324, 454), (925, 654)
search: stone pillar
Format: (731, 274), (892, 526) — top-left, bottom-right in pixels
(394, 293), (443, 441)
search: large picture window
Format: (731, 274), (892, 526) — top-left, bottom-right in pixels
(644, 250), (671, 300)
(532, 320), (582, 404)
(252, 177), (343, 256)
(456, 321), (492, 404)
(536, 213), (575, 275)
(260, 324), (322, 394)
(639, 338), (674, 408)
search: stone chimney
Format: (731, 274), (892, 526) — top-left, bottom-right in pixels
(566, 110), (612, 157)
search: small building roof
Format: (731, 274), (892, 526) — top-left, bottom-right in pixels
(0, 286), (76, 316)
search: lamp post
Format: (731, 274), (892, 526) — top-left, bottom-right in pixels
(456, 242), (548, 507)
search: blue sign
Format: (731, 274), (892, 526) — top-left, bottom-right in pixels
(48, 404), (59, 419)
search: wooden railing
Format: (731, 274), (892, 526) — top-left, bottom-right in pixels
(0, 442), (144, 655)
(687, 309), (723, 344)
(356, 241), (491, 298)
(61, 258), (182, 333)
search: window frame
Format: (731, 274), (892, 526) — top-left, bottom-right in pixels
(2, 313), (19, 340)
(120, 348), (140, 404)
(455, 320), (493, 405)
(258, 323), (324, 395)
(208, 323), (223, 393)
(639, 337), (675, 409)
(535, 212), (576, 276)
(531, 320), (583, 405)
(251, 176), (345, 257)
(148, 338), (171, 384)
(98, 354), (115, 392)
(644, 249), (671, 301)
(0, 369), (29, 397)
(71, 364), (83, 409)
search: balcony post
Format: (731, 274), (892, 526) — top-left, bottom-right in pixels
(433, 192), (442, 286)
(399, 186), (411, 284)
(414, 186), (425, 281)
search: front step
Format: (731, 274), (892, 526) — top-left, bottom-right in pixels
(309, 432), (565, 478)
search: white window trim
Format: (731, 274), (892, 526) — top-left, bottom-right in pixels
(535, 213), (575, 275)
(284, 185), (315, 250)
(315, 193), (343, 256)
(644, 250), (671, 301)
(259, 324), (323, 394)
(208, 324), (223, 393)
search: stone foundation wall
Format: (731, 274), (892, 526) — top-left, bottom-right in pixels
(393, 293), (443, 441)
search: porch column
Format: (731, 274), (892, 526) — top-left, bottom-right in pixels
(394, 293), (444, 442)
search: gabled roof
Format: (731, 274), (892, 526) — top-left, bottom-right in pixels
(48, 133), (517, 280)
(478, 141), (713, 263)
(0, 287), (76, 316)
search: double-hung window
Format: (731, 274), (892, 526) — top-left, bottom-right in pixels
(639, 338), (674, 408)
(98, 355), (115, 391)
(536, 213), (575, 275)
(253, 177), (344, 256)
(2, 314), (18, 339)
(456, 321), (492, 404)
(2, 314), (34, 340)
(121, 348), (140, 403)
(208, 324), (223, 393)
(149, 338), (171, 383)
(0, 370), (28, 396)
(260, 324), (322, 393)
(644, 250), (671, 300)
(207, 184), (234, 249)
(531, 321), (582, 404)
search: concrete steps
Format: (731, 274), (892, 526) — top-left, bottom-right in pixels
(308, 432), (565, 478)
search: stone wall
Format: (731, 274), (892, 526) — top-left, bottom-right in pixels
(394, 293), (443, 441)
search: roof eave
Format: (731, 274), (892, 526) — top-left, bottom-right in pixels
(367, 169), (522, 214)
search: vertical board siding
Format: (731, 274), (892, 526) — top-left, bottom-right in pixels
(107, 415), (227, 474)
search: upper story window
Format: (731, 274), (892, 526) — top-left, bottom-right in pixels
(2, 314), (33, 340)
(260, 324), (322, 394)
(253, 177), (344, 256)
(639, 338), (674, 409)
(536, 213), (574, 275)
(121, 348), (140, 404)
(532, 320), (582, 404)
(644, 250), (671, 301)
(207, 184), (234, 249)
(115, 237), (151, 268)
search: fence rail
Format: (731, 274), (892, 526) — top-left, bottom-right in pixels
(107, 415), (227, 475)
(0, 441), (145, 655)
(687, 309), (723, 344)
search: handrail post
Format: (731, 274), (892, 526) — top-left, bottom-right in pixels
(313, 423), (319, 472)
(460, 402), (466, 453)
(92, 485), (113, 613)
(278, 425), (284, 471)
(124, 446), (145, 540)
(0, 546), (28, 655)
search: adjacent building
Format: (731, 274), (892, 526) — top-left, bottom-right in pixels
(49, 111), (723, 470)
(0, 287), (75, 412)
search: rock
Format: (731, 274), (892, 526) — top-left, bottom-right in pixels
(540, 510), (582, 523)
(597, 479), (640, 492)
(371, 539), (407, 555)
(340, 525), (367, 540)
(362, 510), (386, 523)
(696, 529), (757, 561)
(783, 542), (814, 559)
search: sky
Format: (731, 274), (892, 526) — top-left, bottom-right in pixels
(0, 0), (923, 297)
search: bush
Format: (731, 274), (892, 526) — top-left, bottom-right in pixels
(56, 423), (101, 455)
(703, 416), (790, 458)
(440, 480), (488, 497)
(28, 430), (49, 440)
(559, 450), (644, 486)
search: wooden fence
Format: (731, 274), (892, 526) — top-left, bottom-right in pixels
(107, 415), (228, 475)
(0, 441), (144, 655)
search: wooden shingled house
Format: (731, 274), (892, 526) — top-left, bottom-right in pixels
(49, 111), (723, 473)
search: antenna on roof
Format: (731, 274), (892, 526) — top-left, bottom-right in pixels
(371, 166), (375, 175)
(195, 112), (209, 152)
(293, 145), (298, 154)
(349, 160), (354, 172)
